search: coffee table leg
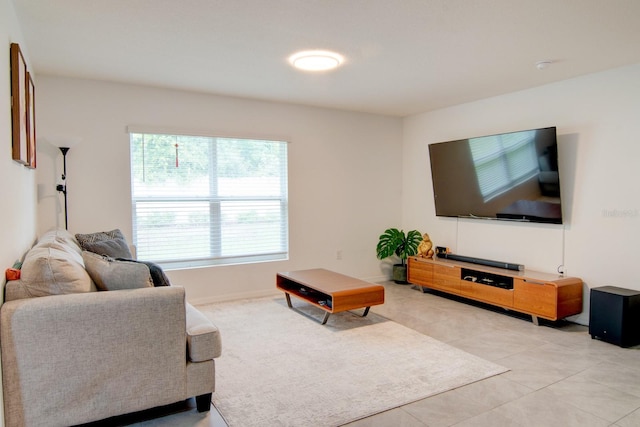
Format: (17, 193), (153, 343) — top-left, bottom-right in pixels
(362, 306), (371, 317)
(283, 292), (330, 324)
(321, 312), (331, 325)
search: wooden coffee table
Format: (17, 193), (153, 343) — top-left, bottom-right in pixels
(276, 268), (385, 324)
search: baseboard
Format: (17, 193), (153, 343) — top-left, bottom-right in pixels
(189, 289), (282, 306)
(365, 275), (391, 283)
(188, 274), (390, 306)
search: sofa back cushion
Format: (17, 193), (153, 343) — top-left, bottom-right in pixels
(38, 228), (83, 253)
(16, 230), (96, 298)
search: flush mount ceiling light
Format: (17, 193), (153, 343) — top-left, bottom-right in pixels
(289, 50), (344, 71)
(535, 60), (553, 70)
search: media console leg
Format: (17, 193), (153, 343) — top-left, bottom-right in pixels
(532, 315), (539, 326)
(285, 293), (292, 308)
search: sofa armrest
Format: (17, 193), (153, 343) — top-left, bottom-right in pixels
(186, 302), (222, 361)
(1, 286), (188, 427)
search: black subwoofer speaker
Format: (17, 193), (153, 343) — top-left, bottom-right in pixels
(589, 286), (640, 348)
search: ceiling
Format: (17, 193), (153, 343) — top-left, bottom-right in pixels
(12, 0), (640, 117)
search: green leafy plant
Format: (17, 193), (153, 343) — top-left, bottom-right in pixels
(376, 228), (422, 266)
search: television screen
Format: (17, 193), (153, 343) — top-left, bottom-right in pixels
(429, 126), (563, 224)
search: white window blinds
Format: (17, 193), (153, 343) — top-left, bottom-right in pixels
(129, 131), (289, 268)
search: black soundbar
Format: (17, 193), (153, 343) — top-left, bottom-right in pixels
(437, 253), (524, 271)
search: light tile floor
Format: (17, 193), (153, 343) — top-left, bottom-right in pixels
(344, 283), (640, 427)
(119, 281), (639, 426)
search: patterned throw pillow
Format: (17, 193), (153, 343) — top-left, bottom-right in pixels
(81, 238), (132, 259)
(75, 229), (125, 246)
(75, 229), (133, 259)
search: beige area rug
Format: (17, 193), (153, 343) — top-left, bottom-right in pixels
(198, 296), (508, 427)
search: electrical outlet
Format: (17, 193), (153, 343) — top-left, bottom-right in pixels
(336, 250), (343, 260)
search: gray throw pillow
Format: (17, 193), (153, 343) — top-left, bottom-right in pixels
(116, 258), (171, 287)
(82, 251), (153, 291)
(81, 238), (133, 259)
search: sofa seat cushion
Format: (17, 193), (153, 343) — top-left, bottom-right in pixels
(82, 251), (153, 291)
(186, 303), (222, 362)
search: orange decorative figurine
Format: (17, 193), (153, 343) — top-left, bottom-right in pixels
(417, 233), (435, 259)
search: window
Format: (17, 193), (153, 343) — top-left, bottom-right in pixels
(129, 131), (288, 269)
(469, 130), (538, 202)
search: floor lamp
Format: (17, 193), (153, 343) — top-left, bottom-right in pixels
(55, 146), (70, 230)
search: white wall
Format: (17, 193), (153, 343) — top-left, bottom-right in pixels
(403, 63), (640, 325)
(35, 77), (403, 303)
(34, 65), (640, 323)
(1, 1), (38, 423)
(1, 0), (37, 297)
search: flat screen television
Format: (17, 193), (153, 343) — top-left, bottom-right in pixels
(429, 126), (563, 224)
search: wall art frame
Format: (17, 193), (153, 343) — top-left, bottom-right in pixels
(26, 71), (36, 168)
(10, 42), (28, 165)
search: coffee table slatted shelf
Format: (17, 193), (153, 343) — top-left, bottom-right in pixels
(276, 269), (385, 324)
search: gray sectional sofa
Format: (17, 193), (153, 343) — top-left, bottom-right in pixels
(1, 229), (222, 427)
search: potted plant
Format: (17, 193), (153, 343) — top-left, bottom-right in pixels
(376, 228), (422, 283)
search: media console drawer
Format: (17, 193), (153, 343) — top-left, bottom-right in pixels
(513, 278), (556, 319)
(471, 283), (513, 307)
(408, 256), (582, 323)
(407, 259), (432, 284)
(433, 264), (460, 292)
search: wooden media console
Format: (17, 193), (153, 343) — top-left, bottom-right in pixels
(407, 256), (583, 324)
